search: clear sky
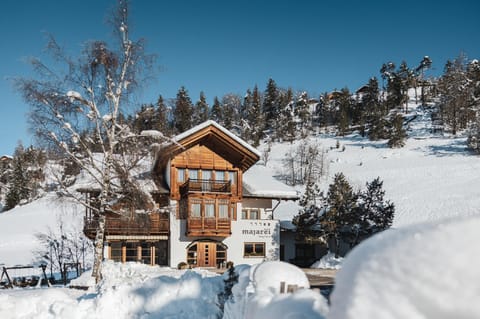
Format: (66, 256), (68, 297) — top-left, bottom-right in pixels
(1, 0), (479, 156)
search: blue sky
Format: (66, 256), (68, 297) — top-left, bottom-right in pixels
(1, 0), (479, 156)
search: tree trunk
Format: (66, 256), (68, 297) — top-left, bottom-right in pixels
(92, 213), (106, 283)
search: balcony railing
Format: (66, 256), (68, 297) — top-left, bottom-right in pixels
(186, 216), (231, 237)
(83, 212), (170, 239)
(180, 179), (231, 195)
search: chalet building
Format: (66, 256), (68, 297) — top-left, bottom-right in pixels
(83, 120), (299, 268)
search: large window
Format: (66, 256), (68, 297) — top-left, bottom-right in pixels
(244, 242), (265, 258)
(189, 198), (231, 219)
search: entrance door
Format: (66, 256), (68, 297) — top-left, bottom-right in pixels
(197, 242), (217, 267)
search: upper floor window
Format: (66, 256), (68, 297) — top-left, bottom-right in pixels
(216, 170), (225, 181)
(218, 199), (229, 219)
(189, 169), (199, 180)
(205, 200), (215, 218)
(242, 208), (260, 220)
(177, 168), (186, 183)
(202, 170), (212, 180)
(228, 171), (237, 185)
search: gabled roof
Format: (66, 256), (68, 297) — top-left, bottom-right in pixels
(155, 120), (261, 172)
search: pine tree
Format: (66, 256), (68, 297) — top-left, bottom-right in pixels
(192, 92), (209, 126)
(358, 177), (394, 232)
(293, 180), (324, 241)
(415, 56), (433, 106)
(173, 86), (193, 133)
(210, 96), (223, 124)
(277, 88), (295, 141)
(248, 85), (264, 146)
(295, 91), (310, 136)
(153, 95), (170, 135)
(5, 143), (31, 210)
(319, 173), (358, 256)
(387, 113), (407, 148)
(263, 78), (279, 135)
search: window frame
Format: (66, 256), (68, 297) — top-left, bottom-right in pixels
(243, 242), (266, 258)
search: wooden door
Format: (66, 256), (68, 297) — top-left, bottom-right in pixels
(197, 242), (217, 267)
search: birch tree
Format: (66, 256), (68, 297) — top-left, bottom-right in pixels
(15, 0), (162, 282)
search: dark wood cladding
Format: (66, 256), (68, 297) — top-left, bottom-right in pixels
(186, 216), (231, 237)
(180, 179), (231, 195)
(84, 212), (170, 239)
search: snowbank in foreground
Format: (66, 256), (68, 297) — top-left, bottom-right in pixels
(310, 253), (343, 269)
(329, 215), (480, 319)
(0, 261), (328, 319)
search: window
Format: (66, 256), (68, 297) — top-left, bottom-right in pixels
(189, 169), (198, 180)
(228, 171), (237, 185)
(242, 208), (260, 219)
(191, 202), (201, 218)
(202, 170), (212, 180)
(216, 170), (225, 181)
(219, 200), (229, 219)
(140, 242), (151, 264)
(244, 242), (265, 257)
(187, 243), (198, 266)
(125, 242), (138, 262)
(205, 200), (215, 218)
(177, 168), (185, 183)
(110, 242), (122, 262)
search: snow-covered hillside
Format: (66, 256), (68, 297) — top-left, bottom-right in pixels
(269, 93), (480, 228)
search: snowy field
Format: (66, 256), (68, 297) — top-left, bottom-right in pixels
(1, 91), (480, 317)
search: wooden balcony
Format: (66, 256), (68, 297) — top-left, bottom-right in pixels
(180, 179), (231, 196)
(84, 212), (170, 240)
(186, 216), (231, 237)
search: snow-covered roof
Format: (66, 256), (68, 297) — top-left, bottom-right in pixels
(243, 165), (299, 200)
(174, 120), (261, 158)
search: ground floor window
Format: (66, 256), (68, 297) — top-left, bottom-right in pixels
(244, 242), (265, 258)
(108, 240), (168, 266)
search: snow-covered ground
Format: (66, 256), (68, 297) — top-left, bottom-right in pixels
(0, 261), (328, 319)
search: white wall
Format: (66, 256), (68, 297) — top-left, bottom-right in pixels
(167, 201), (281, 268)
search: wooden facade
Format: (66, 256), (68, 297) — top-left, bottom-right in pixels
(154, 121), (260, 239)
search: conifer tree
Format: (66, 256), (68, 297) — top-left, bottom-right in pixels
(248, 85), (264, 146)
(292, 180), (324, 241)
(357, 177), (394, 232)
(173, 86), (193, 133)
(153, 95), (170, 135)
(295, 91), (310, 136)
(210, 96), (223, 124)
(192, 91), (209, 126)
(277, 88), (295, 141)
(5, 143), (31, 210)
(263, 78), (280, 134)
(387, 113), (407, 148)
(319, 173), (357, 256)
